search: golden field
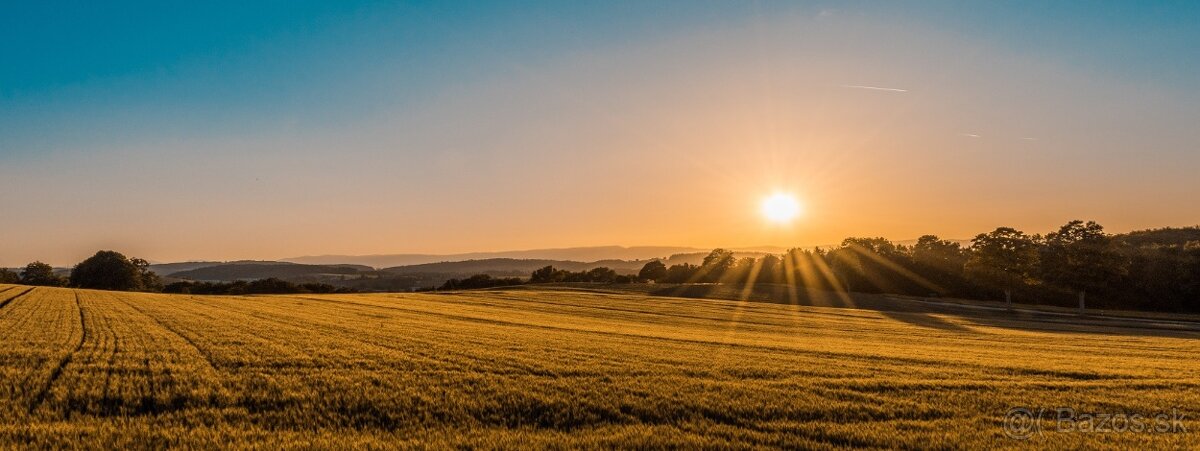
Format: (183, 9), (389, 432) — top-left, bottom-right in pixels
(0, 283), (1197, 449)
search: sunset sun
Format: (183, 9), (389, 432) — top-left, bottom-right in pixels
(761, 192), (802, 224)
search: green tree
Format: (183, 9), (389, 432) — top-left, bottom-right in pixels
(965, 227), (1038, 307)
(0, 268), (20, 284)
(1040, 220), (1128, 312)
(636, 260), (667, 282)
(69, 251), (144, 291)
(20, 261), (65, 286)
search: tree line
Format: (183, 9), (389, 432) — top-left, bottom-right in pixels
(513, 221), (1199, 313)
(1, 250), (352, 295)
(1, 251), (161, 291)
(5, 221), (1198, 312)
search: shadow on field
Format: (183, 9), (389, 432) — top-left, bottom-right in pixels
(635, 283), (1200, 339)
(876, 310), (977, 333)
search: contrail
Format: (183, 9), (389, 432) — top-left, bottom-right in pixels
(839, 84), (908, 92)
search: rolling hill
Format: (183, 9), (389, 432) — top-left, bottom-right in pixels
(281, 245), (789, 268)
(167, 262), (373, 281)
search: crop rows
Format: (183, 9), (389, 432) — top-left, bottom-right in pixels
(0, 283), (1196, 448)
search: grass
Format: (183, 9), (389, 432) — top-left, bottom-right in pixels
(0, 283), (1197, 448)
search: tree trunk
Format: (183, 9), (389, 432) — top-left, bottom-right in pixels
(1004, 289), (1012, 309)
(1078, 290), (1086, 314)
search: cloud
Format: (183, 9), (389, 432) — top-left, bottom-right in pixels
(839, 84), (908, 92)
(961, 133), (980, 138)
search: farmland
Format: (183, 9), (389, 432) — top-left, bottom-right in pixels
(0, 283), (1197, 448)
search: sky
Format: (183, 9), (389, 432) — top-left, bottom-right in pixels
(3, 1), (1200, 266)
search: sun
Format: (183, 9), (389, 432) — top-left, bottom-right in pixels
(761, 193), (802, 224)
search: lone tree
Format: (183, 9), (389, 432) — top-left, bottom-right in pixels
(1040, 220), (1128, 312)
(637, 260), (667, 282)
(965, 227), (1039, 307)
(70, 251), (156, 291)
(19, 261), (65, 286)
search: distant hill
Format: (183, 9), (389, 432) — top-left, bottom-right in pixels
(284, 246), (711, 269)
(169, 262), (373, 282)
(148, 261), (222, 276)
(282, 245), (801, 269)
(382, 258), (650, 277)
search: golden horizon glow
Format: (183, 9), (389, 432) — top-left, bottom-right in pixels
(761, 193), (802, 225)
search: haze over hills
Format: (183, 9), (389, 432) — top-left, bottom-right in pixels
(282, 245), (790, 269)
(150, 251), (784, 290)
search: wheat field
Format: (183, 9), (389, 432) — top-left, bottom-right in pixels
(0, 283), (1196, 448)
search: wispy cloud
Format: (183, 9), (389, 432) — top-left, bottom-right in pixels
(839, 84), (908, 92)
(960, 133), (980, 138)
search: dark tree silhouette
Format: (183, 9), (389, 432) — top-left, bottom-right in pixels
(1040, 220), (1128, 311)
(20, 261), (65, 286)
(529, 266), (562, 283)
(699, 249), (735, 282)
(585, 267), (618, 283)
(637, 260), (667, 282)
(69, 251), (146, 291)
(0, 268), (19, 284)
(965, 227), (1038, 307)
(660, 263), (697, 283)
(756, 254), (783, 284)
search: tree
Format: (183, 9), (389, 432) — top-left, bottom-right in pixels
(756, 254), (783, 284)
(131, 258), (162, 292)
(584, 267), (618, 283)
(69, 251), (144, 291)
(637, 260), (667, 282)
(661, 263), (698, 284)
(20, 261), (65, 286)
(965, 227), (1039, 307)
(912, 235), (966, 274)
(0, 268), (18, 284)
(699, 249), (736, 282)
(1040, 220), (1128, 312)
(529, 266), (562, 284)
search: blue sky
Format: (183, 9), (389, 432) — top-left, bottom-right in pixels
(5, 1), (1197, 152)
(2, 1), (1199, 265)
